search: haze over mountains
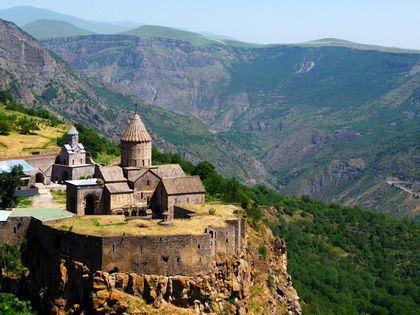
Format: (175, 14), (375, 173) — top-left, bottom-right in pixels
(1, 6), (420, 223)
(0, 6), (233, 41)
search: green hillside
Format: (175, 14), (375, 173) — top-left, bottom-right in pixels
(22, 19), (95, 39)
(121, 24), (257, 47)
(295, 38), (420, 54)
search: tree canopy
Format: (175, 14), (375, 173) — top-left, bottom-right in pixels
(0, 165), (23, 209)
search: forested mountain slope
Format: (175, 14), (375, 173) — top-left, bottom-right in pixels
(41, 31), (420, 221)
(0, 19), (269, 186)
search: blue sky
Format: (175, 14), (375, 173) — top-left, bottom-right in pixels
(1, 0), (420, 50)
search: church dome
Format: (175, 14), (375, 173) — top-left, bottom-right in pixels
(120, 113), (152, 142)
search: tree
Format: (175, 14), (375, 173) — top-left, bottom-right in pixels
(0, 165), (23, 209)
(0, 90), (13, 104)
(36, 109), (50, 120)
(16, 117), (39, 135)
(0, 120), (12, 135)
(192, 161), (216, 180)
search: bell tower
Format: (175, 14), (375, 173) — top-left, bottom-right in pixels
(68, 125), (78, 148)
(120, 112), (152, 168)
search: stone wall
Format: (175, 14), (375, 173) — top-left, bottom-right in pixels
(26, 219), (104, 271)
(108, 192), (134, 211)
(1, 212), (245, 278)
(0, 216), (32, 245)
(102, 233), (215, 276)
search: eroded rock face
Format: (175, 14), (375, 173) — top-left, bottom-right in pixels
(86, 249), (253, 314)
(0, 19), (128, 140)
(303, 159), (366, 197)
(1, 249), (253, 314)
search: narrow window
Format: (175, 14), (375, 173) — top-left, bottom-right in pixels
(198, 244), (201, 248)
(177, 257), (180, 262)
(226, 239), (229, 243)
(112, 244), (115, 252)
(13, 227), (16, 233)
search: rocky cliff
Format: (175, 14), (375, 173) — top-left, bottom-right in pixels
(0, 19), (122, 135)
(0, 224), (300, 314)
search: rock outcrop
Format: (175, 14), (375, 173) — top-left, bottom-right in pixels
(248, 225), (301, 315)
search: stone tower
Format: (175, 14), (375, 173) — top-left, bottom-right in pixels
(68, 126), (78, 148)
(120, 112), (152, 168)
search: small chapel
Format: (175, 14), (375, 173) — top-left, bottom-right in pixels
(65, 112), (206, 219)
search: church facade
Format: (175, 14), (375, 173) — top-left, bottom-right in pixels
(66, 112), (206, 219)
(51, 125), (96, 183)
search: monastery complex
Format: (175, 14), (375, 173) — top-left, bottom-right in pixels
(0, 112), (247, 277)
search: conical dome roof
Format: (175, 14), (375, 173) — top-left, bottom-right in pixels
(68, 125), (78, 135)
(120, 113), (152, 142)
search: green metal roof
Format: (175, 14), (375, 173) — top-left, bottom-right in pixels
(9, 208), (74, 221)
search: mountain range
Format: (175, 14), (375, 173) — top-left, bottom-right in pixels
(1, 6), (420, 222)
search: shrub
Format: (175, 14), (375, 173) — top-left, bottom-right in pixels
(258, 245), (268, 260)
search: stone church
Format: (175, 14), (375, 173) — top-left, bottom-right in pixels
(51, 125), (96, 183)
(66, 112), (206, 219)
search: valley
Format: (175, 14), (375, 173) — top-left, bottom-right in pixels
(40, 30), (420, 222)
(1, 10), (420, 222)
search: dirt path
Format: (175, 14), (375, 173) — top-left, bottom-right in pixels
(31, 184), (66, 209)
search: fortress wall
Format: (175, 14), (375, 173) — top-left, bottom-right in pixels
(28, 220), (103, 271)
(0, 216), (32, 245)
(226, 219), (245, 249)
(102, 233), (214, 276)
(206, 224), (237, 256)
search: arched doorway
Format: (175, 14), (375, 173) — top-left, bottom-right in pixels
(35, 172), (45, 184)
(85, 195), (95, 215)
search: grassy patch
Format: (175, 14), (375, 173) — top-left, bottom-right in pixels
(94, 153), (119, 165)
(16, 196), (33, 208)
(51, 189), (66, 204)
(46, 206), (240, 236)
